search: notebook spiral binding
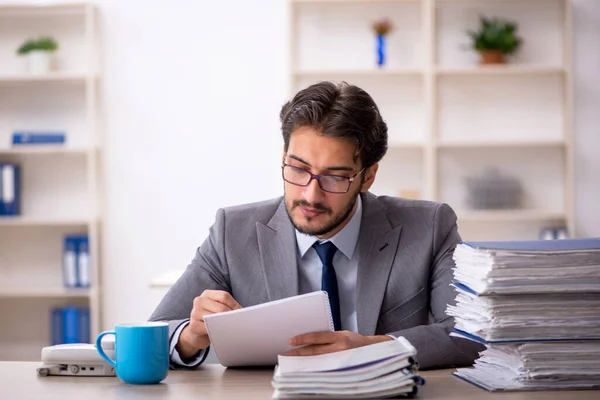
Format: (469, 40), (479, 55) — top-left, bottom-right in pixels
(321, 290), (335, 332)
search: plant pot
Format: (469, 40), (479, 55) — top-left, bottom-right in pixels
(479, 50), (505, 65)
(27, 50), (52, 74)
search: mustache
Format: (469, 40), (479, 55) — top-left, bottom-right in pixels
(292, 200), (331, 213)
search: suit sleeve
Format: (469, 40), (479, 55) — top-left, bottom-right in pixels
(148, 208), (231, 369)
(386, 203), (484, 369)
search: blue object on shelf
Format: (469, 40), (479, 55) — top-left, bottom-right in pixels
(12, 132), (66, 145)
(51, 308), (64, 345)
(63, 306), (80, 344)
(76, 235), (91, 288)
(63, 236), (79, 288)
(376, 34), (386, 67)
(0, 163), (20, 216)
(79, 307), (90, 344)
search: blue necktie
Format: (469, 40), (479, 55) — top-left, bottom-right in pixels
(313, 241), (341, 331)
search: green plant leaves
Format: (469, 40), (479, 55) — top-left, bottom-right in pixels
(468, 16), (522, 55)
(17, 36), (59, 55)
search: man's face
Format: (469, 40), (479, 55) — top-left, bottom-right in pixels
(283, 127), (376, 239)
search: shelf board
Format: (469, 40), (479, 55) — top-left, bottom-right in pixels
(436, 65), (566, 76)
(0, 72), (94, 83)
(0, 287), (92, 299)
(294, 68), (423, 77)
(437, 139), (566, 149)
(0, 3), (88, 15)
(0, 146), (92, 155)
(457, 210), (566, 223)
(0, 216), (93, 227)
(292, 0), (419, 4)
(388, 141), (425, 150)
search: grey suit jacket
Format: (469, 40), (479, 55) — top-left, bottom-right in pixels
(149, 192), (483, 369)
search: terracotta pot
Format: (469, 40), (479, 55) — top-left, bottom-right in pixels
(479, 50), (505, 65)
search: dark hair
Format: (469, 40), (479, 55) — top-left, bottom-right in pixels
(279, 81), (388, 169)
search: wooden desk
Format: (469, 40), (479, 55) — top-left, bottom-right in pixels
(0, 362), (598, 400)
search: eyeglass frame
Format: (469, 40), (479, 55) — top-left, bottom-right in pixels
(281, 162), (365, 194)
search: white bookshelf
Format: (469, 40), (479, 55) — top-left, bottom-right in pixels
(289, 0), (574, 241)
(0, 3), (100, 361)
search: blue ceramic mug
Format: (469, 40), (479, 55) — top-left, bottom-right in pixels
(96, 322), (169, 384)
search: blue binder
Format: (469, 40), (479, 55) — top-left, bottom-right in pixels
(79, 307), (90, 343)
(12, 131), (66, 145)
(63, 306), (80, 344)
(0, 164), (20, 216)
(51, 308), (64, 345)
(63, 236), (79, 288)
(76, 235), (90, 288)
(0, 164), (3, 216)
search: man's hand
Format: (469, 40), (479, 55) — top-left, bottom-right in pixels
(285, 331), (393, 357)
(176, 290), (242, 360)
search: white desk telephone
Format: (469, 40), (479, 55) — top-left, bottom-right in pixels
(37, 336), (116, 377)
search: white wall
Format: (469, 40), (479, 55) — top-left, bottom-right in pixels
(573, 0), (600, 238)
(96, 0), (288, 328)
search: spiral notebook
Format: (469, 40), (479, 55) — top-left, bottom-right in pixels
(203, 291), (335, 367)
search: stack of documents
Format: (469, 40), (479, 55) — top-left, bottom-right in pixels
(447, 238), (600, 391)
(271, 337), (424, 399)
(452, 340), (600, 391)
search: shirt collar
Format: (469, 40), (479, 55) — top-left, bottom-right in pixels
(295, 195), (363, 260)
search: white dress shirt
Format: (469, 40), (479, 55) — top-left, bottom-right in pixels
(170, 196), (363, 367)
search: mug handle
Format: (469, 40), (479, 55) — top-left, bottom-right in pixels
(96, 331), (116, 368)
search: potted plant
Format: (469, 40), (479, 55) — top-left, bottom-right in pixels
(467, 16), (522, 64)
(372, 19), (393, 68)
(16, 36), (59, 74)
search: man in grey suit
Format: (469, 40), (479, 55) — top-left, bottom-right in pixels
(149, 81), (482, 370)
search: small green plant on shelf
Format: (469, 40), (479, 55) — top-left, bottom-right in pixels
(16, 36), (59, 55)
(467, 16), (522, 65)
(16, 36), (59, 75)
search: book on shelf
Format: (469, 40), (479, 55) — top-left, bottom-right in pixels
(272, 337), (424, 399)
(0, 163), (20, 216)
(447, 238), (600, 392)
(12, 131), (66, 145)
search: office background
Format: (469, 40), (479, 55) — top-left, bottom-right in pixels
(0, 0), (598, 360)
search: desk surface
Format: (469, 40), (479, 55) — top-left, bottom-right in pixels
(1, 362), (598, 400)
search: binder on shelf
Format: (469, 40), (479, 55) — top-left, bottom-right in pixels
(63, 234), (91, 288)
(12, 131), (66, 145)
(77, 235), (91, 288)
(49, 306), (91, 345)
(0, 163), (20, 216)
(63, 236), (79, 288)
(62, 306), (80, 344)
(79, 307), (90, 344)
(51, 308), (64, 346)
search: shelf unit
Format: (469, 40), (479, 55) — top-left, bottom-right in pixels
(0, 3), (100, 361)
(289, 0), (574, 241)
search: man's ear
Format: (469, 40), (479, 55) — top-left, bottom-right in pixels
(282, 150), (286, 164)
(360, 164), (378, 193)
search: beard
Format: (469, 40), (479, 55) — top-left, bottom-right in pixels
(285, 190), (360, 237)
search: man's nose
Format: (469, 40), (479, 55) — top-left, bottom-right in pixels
(302, 177), (325, 204)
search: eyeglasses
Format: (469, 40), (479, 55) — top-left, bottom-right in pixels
(282, 163), (364, 194)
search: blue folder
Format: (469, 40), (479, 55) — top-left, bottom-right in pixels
(463, 237), (600, 251)
(0, 164), (20, 216)
(12, 132), (66, 145)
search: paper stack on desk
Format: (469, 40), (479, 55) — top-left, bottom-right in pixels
(271, 337), (424, 399)
(447, 238), (600, 392)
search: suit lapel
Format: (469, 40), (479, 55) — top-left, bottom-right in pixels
(257, 200), (299, 301)
(356, 193), (402, 336)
